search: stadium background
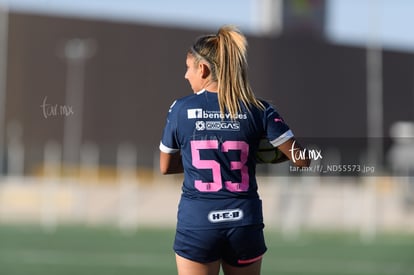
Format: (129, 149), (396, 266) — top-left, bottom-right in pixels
(0, 1), (413, 275)
(3, 12), (414, 170)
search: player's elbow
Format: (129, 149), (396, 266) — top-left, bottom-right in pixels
(160, 151), (183, 175)
(160, 165), (183, 175)
(159, 162), (172, 175)
(295, 158), (311, 168)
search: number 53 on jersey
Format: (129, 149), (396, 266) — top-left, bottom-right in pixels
(190, 140), (249, 192)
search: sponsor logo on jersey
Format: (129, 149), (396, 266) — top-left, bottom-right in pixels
(208, 209), (244, 223)
(194, 121), (240, 131)
(187, 108), (203, 119)
(195, 121), (205, 131)
(187, 109), (248, 120)
(206, 121), (240, 131)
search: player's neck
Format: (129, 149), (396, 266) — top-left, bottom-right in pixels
(203, 81), (218, 93)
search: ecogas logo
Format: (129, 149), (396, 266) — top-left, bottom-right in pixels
(289, 140), (323, 163)
(206, 121), (240, 131)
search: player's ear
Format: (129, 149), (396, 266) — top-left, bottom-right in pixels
(199, 63), (211, 79)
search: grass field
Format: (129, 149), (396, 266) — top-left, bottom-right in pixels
(0, 225), (413, 275)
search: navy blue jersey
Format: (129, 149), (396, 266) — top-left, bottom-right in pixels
(160, 90), (293, 229)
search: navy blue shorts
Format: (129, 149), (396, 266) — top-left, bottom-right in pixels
(173, 223), (267, 267)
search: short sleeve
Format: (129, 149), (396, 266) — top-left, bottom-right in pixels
(159, 100), (180, 154)
(264, 104), (294, 147)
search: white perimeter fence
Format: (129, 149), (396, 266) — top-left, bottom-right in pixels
(1, 130), (414, 241)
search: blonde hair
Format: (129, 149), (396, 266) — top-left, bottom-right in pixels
(189, 25), (264, 117)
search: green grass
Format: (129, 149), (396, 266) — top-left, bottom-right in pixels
(0, 225), (413, 275)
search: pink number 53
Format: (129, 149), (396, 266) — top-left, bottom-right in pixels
(190, 140), (249, 192)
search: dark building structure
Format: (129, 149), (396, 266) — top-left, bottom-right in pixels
(4, 12), (414, 174)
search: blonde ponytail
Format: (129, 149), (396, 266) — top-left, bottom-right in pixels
(189, 25), (264, 117)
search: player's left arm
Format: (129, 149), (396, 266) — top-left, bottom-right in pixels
(277, 138), (311, 167)
(270, 152), (289, 164)
(160, 151), (183, 174)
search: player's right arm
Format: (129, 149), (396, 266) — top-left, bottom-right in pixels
(159, 99), (184, 174)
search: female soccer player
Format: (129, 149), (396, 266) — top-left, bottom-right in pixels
(159, 25), (310, 275)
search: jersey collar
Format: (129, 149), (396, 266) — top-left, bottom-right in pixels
(196, 89), (206, 95)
